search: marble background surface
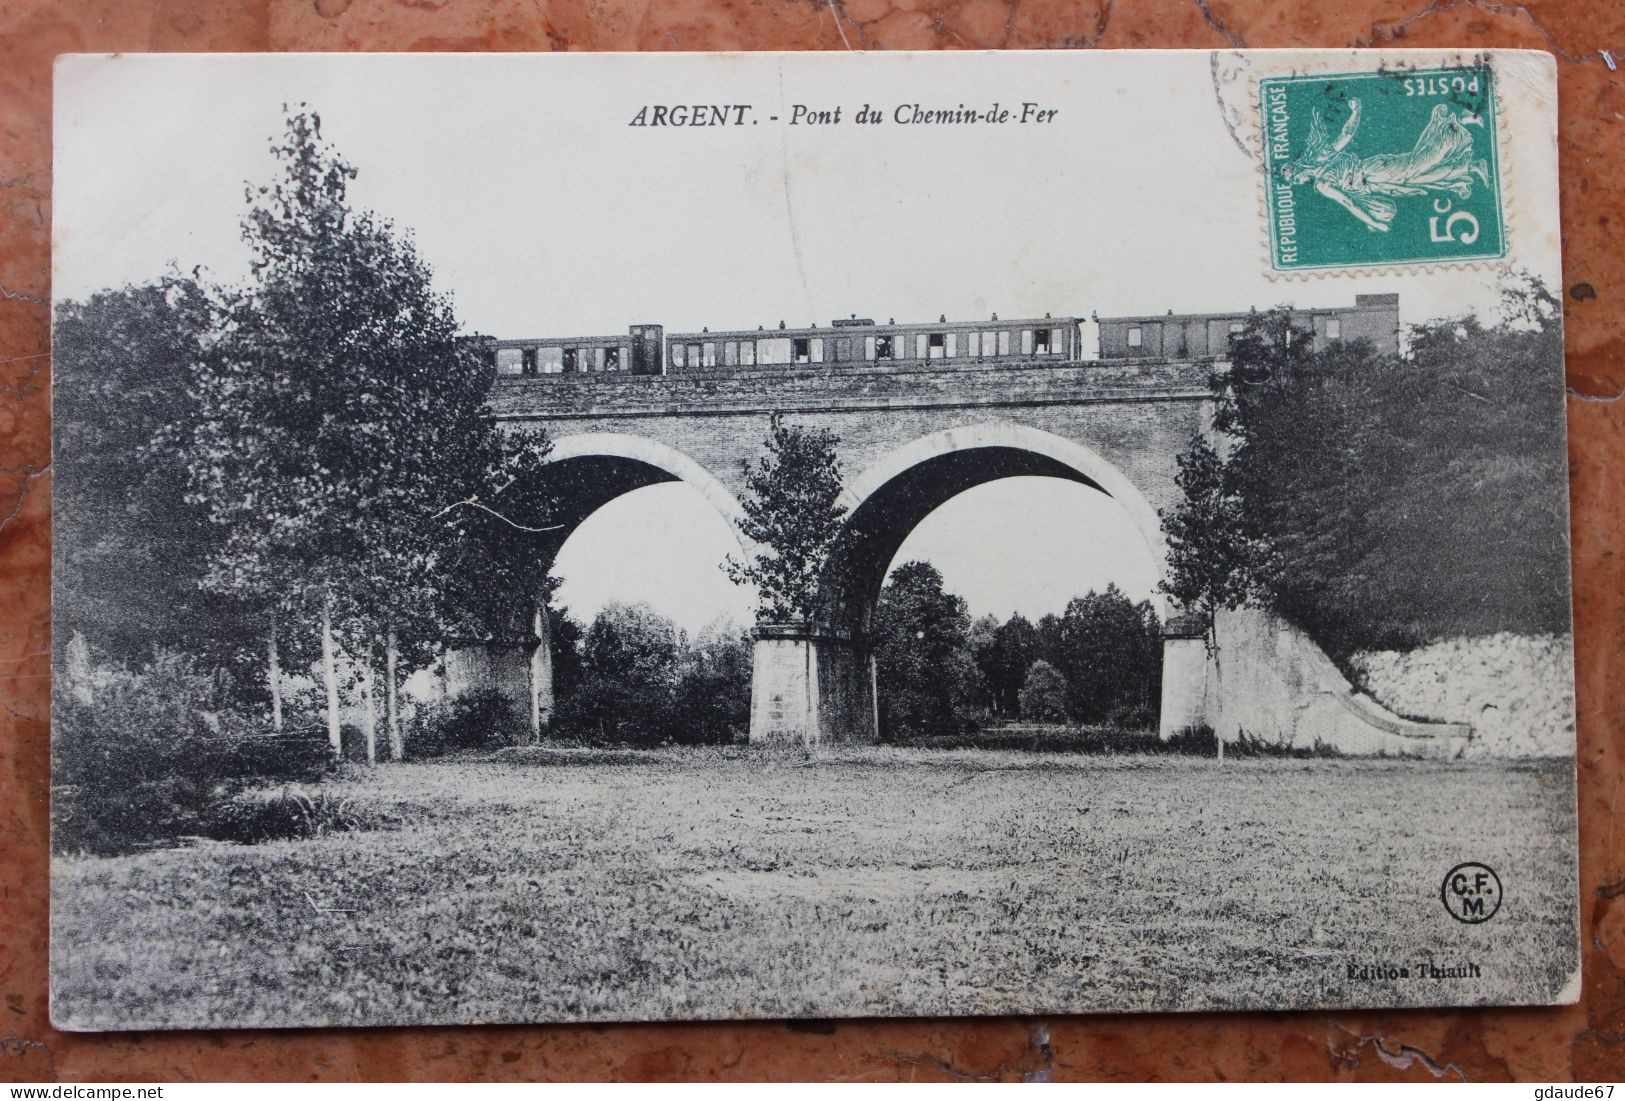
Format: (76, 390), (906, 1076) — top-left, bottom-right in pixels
(1, 0), (1622, 1081)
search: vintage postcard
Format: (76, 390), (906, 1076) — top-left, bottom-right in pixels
(50, 49), (1576, 1029)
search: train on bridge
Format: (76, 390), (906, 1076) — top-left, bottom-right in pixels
(489, 293), (1399, 379)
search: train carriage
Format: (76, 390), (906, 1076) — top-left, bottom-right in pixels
(487, 294), (1398, 378)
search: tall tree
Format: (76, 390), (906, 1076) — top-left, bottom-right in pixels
(187, 107), (552, 754)
(990, 613), (1039, 718)
(967, 614), (1001, 715)
(1018, 660), (1068, 722)
(667, 619), (754, 745)
(54, 278), (226, 665)
(871, 560), (982, 739)
(726, 413), (848, 623)
(1054, 586), (1162, 725)
(1034, 612), (1065, 674)
(559, 601), (680, 744)
(1159, 433), (1254, 634)
(1160, 279), (1569, 659)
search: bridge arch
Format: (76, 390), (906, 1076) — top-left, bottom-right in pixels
(542, 432), (749, 559)
(746, 420), (1178, 745)
(823, 421), (1168, 637)
(448, 431), (749, 733)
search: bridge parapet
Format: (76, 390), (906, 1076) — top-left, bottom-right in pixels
(489, 357), (1215, 420)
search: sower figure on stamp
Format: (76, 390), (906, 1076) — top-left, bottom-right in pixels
(1282, 99), (1492, 232)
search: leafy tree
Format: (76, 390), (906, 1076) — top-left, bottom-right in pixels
(990, 613), (1039, 718)
(555, 601), (679, 744)
(726, 413), (848, 623)
(1053, 586), (1162, 725)
(544, 603), (586, 706)
(187, 107), (553, 756)
(666, 620), (753, 745)
(1018, 660), (1068, 722)
(1034, 612), (1065, 673)
(967, 611), (1043, 719)
(871, 561), (983, 739)
(1159, 433), (1253, 631)
(967, 614), (1001, 714)
(1160, 278), (1570, 659)
(53, 277), (254, 679)
(434, 428), (563, 641)
(550, 606), (750, 746)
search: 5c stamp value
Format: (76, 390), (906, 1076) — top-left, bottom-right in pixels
(1260, 65), (1507, 273)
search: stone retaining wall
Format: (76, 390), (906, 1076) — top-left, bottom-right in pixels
(1350, 633), (1576, 758)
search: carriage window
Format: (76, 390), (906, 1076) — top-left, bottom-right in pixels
(670, 344), (685, 368)
(539, 346), (563, 373)
(1049, 328), (1063, 354)
(915, 334), (928, 358)
(928, 333), (946, 359)
(703, 342), (718, 367)
(792, 337), (811, 363)
(495, 348), (522, 376)
(603, 346), (621, 371)
(562, 348), (581, 373)
(811, 337), (824, 363)
(741, 341), (755, 366)
(1325, 318), (1342, 340)
(997, 331), (1011, 355)
(945, 333), (957, 358)
(724, 341), (738, 366)
(1127, 326), (1143, 348)
(1229, 321), (1244, 333)
(875, 335), (894, 359)
(520, 348), (538, 376)
(1033, 330), (1051, 355)
(1021, 330), (1035, 355)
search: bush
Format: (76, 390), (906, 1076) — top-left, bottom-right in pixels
(340, 723), (368, 762)
(909, 722), (1162, 754)
(52, 653), (332, 855)
(548, 613), (752, 747)
(1228, 730), (1342, 759)
(660, 633), (752, 745)
(1105, 700), (1158, 731)
(550, 676), (670, 747)
(909, 721), (1346, 758)
(1162, 724), (1343, 759)
(1163, 287), (1570, 659)
(1018, 660), (1068, 722)
(208, 786), (382, 844)
(1160, 724), (1220, 756)
(405, 688), (529, 759)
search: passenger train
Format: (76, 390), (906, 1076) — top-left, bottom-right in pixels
(489, 294), (1399, 379)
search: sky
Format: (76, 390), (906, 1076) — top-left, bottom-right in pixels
(550, 477), (1160, 633)
(54, 52), (1555, 633)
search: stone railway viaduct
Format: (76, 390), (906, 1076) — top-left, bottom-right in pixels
(447, 298), (1472, 756)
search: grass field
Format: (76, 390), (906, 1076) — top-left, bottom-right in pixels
(50, 747), (1580, 1029)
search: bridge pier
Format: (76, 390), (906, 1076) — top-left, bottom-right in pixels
(441, 606), (554, 740)
(1158, 613), (1211, 740)
(748, 623), (878, 746)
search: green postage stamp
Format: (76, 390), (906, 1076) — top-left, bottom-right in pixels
(1261, 65), (1506, 272)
